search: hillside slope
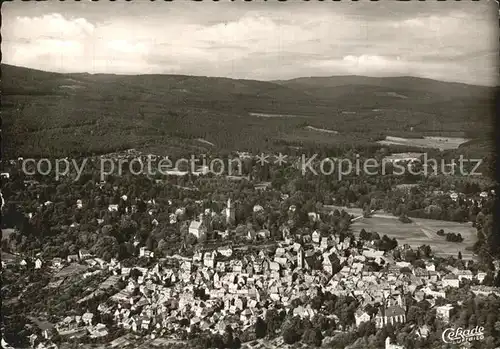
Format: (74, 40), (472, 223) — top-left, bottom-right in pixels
(2, 64), (495, 158)
(274, 76), (495, 135)
(274, 75), (494, 98)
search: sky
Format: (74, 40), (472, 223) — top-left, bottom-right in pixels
(2, 0), (498, 86)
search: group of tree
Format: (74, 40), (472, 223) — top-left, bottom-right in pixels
(445, 232), (464, 243)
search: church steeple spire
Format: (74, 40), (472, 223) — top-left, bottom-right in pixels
(226, 197), (235, 226)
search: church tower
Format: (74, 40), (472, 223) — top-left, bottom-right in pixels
(226, 198), (235, 226)
(297, 247), (304, 269)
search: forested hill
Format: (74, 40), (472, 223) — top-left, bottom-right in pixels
(274, 75), (494, 98)
(2, 64), (495, 158)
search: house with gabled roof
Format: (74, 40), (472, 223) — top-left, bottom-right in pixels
(216, 261), (226, 273)
(51, 257), (64, 269)
(203, 251), (216, 269)
(312, 231), (321, 244)
(456, 269), (473, 281)
(413, 268), (430, 279)
(78, 249), (92, 261)
(34, 258), (43, 269)
(425, 262), (435, 272)
(217, 246), (233, 257)
(443, 274), (460, 288)
(375, 305), (406, 329)
(435, 304), (454, 323)
(355, 308), (371, 327)
(189, 219), (207, 241)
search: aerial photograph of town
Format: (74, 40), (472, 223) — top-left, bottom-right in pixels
(1, 1), (499, 349)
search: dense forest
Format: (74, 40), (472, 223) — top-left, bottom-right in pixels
(2, 64), (495, 159)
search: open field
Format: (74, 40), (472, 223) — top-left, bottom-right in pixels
(305, 126), (339, 134)
(383, 152), (424, 162)
(377, 136), (469, 150)
(54, 263), (89, 278)
(324, 205), (364, 216)
(27, 316), (54, 331)
(1, 251), (17, 262)
(324, 205), (477, 259)
(352, 216), (477, 259)
(195, 138), (215, 147)
(249, 112), (307, 118)
(2, 228), (15, 241)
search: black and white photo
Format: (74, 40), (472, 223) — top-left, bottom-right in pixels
(1, 1), (499, 349)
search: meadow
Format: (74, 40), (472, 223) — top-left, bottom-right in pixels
(377, 136), (470, 150)
(324, 206), (477, 259)
(1, 228), (16, 241)
(351, 215), (477, 259)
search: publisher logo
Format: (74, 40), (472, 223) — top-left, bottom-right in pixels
(442, 326), (485, 345)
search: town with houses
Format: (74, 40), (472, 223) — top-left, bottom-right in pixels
(3, 0), (500, 348)
(2, 158), (500, 349)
